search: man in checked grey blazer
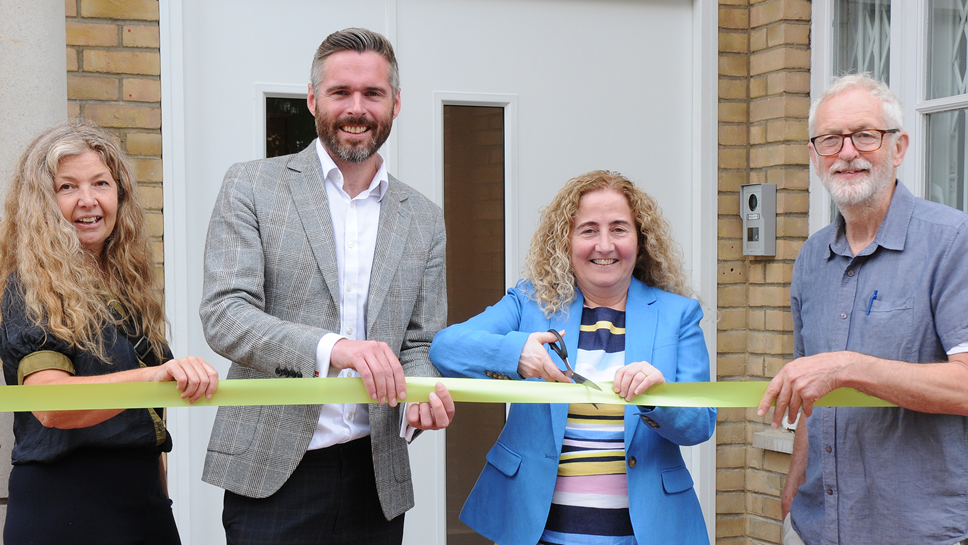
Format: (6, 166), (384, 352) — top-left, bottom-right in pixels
(199, 28), (455, 545)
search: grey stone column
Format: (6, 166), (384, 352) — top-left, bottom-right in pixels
(0, 0), (68, 529)
(0, 0), (68, 193)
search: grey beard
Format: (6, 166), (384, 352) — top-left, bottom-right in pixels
(329, 142), (377, 163)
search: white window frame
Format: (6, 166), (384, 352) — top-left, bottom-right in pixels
(433, 92), (519, 288)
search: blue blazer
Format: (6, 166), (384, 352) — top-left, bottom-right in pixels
(430, 278), (715, 545)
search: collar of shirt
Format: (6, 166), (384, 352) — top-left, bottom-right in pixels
(314, 138), (389, 200)
(826, 180), (914, 260)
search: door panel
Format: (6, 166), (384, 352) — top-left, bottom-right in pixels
(163, 1), (710, 544)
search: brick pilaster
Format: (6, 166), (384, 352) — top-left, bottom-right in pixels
(717, 0), (811, 543)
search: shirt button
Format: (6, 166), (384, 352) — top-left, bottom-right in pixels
(350, 201), (356, 208)
(826, 488), (834, 495)
(840, 312), (848, 319)
(346, 285), (353, 292)
(847, 269), (855, 277)
(825, 446), (832, 453)
(348, 241), (355, 249)
(627, 456), (637, 468)
(347, 327), (354, 335)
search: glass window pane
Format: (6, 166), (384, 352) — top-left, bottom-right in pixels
(833, 0), (891, 82)
(831, 0), (891, 222)
(927, 0), (968, 100)
(926, 109), (968, 211)
(443, 105), (507, 545)
(265, 97), (316, 158)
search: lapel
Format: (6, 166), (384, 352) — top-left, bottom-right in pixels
(624, 278), (658, 446)
(548, 291), (586, 445)
(366, 176), (412, 336)
(286, 146), (341, 308)
(624, 279), (658, 365)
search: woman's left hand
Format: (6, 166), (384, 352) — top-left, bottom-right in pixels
(152, 356), (220, 403)
(613, 361), (664, 401)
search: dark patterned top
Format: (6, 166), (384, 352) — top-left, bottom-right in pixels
(0, 276), (171, 464)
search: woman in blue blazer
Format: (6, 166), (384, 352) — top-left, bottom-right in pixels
(430, 171), (715, 545)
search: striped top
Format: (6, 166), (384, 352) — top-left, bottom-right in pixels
(539, 306), (636, 545)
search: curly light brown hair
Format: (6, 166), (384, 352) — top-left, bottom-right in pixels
(524, 170), (690, 317)
(0, 121), (168, 363)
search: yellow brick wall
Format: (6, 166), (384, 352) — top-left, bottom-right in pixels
(66, 0), (164, 290)
(717, 0), (810, 543)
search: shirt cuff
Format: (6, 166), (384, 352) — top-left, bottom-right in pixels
(399, 403), (417, 442)
(316, 333), (347, 378)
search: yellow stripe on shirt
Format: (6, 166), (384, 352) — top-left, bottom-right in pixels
(568, 403), (624, 417)
(557, 460), (628, 477)
(578, 321), (626, 335)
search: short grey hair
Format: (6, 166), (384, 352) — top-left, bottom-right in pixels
(808, 73), (904, 136)
(309, 28), (399, 96)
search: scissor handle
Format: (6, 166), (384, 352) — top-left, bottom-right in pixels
(546, 329), (567, 361)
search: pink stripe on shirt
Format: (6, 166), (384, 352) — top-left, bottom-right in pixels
(554, 474), (629, 495)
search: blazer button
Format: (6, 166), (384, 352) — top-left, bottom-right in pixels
(628, 456), (637, 468)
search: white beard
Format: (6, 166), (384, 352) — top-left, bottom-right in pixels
(819, 147), (895, 208)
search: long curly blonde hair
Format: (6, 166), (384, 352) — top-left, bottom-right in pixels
(0, 121), (168, 363)
(524, 170), (690, 317)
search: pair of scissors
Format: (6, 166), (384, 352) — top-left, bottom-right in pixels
(547, 329), (602, 391)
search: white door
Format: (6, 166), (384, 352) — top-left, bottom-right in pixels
(160, 1), (718, 544)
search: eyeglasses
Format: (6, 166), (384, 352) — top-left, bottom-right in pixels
(809, 128), (899, 156)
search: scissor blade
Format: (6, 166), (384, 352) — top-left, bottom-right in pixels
(570, 372), (603, 391)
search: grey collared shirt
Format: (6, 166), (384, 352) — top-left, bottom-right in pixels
(790, 182), (968, 545)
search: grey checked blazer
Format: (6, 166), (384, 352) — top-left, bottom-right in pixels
(199, 144), (446, 520)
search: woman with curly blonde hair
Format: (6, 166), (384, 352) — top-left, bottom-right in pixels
(431, 170), (714, 545)
(0, 121), (218, 545)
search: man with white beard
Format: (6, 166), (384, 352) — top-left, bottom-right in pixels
(757, 74), (968, 545)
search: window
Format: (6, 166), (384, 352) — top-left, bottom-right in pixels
(924, 1), (968, 210)
(442, 105), (507, 545)
(812, 1), (968, 230)
(833, 0), (890, 82)
(265, 97), (316, 158)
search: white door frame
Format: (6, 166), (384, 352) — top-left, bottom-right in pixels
(691, 1), (719, 540)
(160, 0), (719, 542)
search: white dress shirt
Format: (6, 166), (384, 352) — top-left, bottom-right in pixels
(308, 139), (387, 450)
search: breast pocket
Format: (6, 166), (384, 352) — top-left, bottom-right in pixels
(651, 335), (679, 377)
(866, 296), (914, 360)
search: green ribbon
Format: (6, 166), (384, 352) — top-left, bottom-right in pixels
(0, 377), (892, 412)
